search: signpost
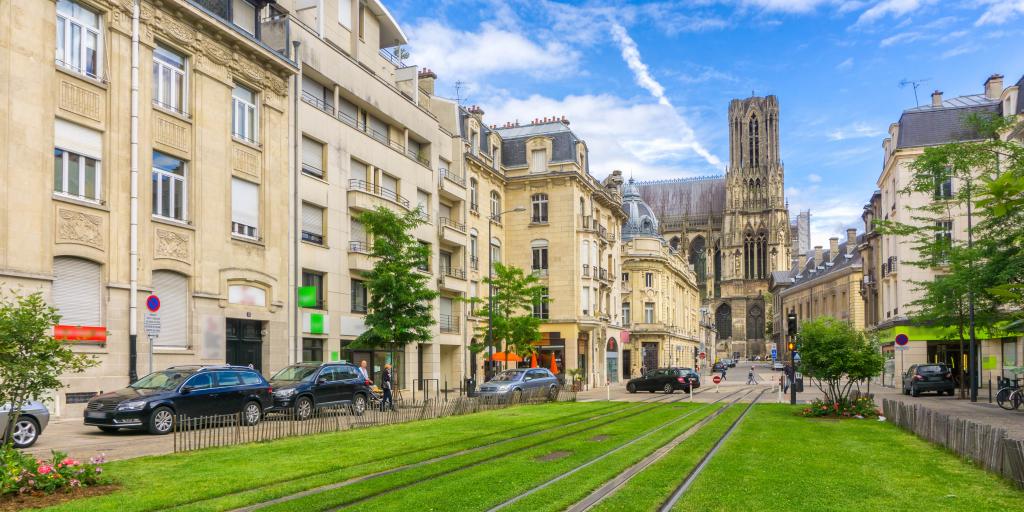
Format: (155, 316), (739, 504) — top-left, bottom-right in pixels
(712, 374), (722, 392)
(144, 295), (161, 374)
(771, 347), (777, 360)
(895, 333), (909, 381)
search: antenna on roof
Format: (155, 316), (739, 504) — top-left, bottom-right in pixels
(454, 81), (465, 106)
(899, 78), (931, 107)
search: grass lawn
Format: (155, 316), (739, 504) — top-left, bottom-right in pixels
(677, 404), (1024, 511)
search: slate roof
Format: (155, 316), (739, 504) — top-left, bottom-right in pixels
(896, 94), (1000, 149)
(635, 176), (727, 221)
(495, 121), (582, 169)
(788, 234), (864, 289)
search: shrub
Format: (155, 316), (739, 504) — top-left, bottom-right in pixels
(799, 397), (881, 419)
(0, 448), (107, 496)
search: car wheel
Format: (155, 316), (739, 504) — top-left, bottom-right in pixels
(663, 383), (674, 394)
(98, 426), (120, 433)
(242, 401), (262, 426)
(511, 388), (523, 403)
(910, 384), (920, 397)
(947, 389), (955, 396)
(648, 390), (655, 393)
(148, 406), (174, 435)
(626, 383), (636, 394)
(10, 416), (39, 448)
(547, 386), (558, 401)
(352, 394), (367, 416)
(295, 396), (313, 421)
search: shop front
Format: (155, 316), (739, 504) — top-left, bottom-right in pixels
(606, 337), (619, 384)
(339, 342), (406, 390)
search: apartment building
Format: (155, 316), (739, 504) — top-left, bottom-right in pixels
(620, 179), (703, 378)
(0, 0), (296, 415)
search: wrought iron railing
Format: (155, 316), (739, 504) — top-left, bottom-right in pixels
(348, 179), (410, 208)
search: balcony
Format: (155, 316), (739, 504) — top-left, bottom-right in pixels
(439, 168), (466, 187)
(598, 267), (609, 282)
(189, 0), (291, 59)
(582, 264), (591, 278)
(347, 179), (411, 212)
(438, 168), (466, 201)
(531, 268), (549, 279)
(301, 91), (335, 116)
(347, 241), (374, 273)
(470, 256), (479, 271)
(439, 217), (467, 246)
(335, 105), (430, 171)
(580, 215), (594, 230)
(439, 314), (461, 334)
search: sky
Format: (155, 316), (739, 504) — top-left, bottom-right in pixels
(385, 0), (1024, 249)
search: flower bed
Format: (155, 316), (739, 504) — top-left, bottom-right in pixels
(1, 447), (108, 499)
(799, 397), (882, 419)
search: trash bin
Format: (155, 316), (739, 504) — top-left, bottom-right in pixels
(795, 376), (804, 393)
(465, 378), (477, 397)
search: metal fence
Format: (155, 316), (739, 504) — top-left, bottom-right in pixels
(173, 386), (576, 453)
(882, 399), (1024, 489)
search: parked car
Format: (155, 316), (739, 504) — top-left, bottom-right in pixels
(1, 401), (50, 448)
(268, 362), (373, 418)
(477, 368), (559, 401)
(772, 361), (785, 371)
(84, 365), (272, 435)
(723, 358), (737, 368)
(902, 364), (956, 397)
(626, 368), (700, 394)
(712, 362), (727, 372)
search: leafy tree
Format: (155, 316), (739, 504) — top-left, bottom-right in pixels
(466, 263), (550, 361)
(797, 317), (884, 405)
(0, 291), (96, 448)
(354, 206), (438, 349)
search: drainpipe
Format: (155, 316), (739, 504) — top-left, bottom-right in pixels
(128, 0), (140, 382)
(291, 40), (301, 365)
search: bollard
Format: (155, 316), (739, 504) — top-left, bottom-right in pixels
(606, 384), (610, 401)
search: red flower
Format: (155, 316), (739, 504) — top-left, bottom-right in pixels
(61, 457), (78, 467)
(37, 464), (53, 475)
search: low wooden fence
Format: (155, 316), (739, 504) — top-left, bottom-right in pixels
(173, 387), (575, 453)
(882, 399), (1024, 489)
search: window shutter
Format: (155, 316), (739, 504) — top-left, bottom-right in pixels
(301, 203), (323, 236)
(338, 0), (353, 28)
(53, 257), (101, 326)
(380, 173), (398, 194)
(350, 219), (366, 243)
(350, 159), (366, 181)
(301, 75), (323, 100)
(531, 149), (545, 172)
(231, 178), (259, 228)
(54, 119), (102, 158)
(153, 271), (187, 347)
(338, 96), (357, 122)
(440, 297), (453, 316)
(368, 115), (389, 142)
(302, 136), (323, 173)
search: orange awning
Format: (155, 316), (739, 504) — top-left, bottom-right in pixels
(490, 351), (523, 362)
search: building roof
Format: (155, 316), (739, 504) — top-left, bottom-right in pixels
(621, 178), (662, 241)
(896, 94), (1000, 149)
(496, 121), (582, 169)
(634, 176), (727, 221)
(788, 235), (864, 289)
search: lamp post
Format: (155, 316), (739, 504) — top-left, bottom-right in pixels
(487, 206), (526, 378)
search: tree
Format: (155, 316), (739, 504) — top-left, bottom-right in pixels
(797, 317), (884, 406)
(354, 206), (438, 349)
(0, 291), (96, 448)
(467, 263), (550, 361)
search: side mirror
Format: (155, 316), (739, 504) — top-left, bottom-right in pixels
(180, 386), (193, 394)
(317, 377), (328, 385)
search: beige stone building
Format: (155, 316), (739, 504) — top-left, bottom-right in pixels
(619, 179), (703, 377)
(0, 0), (295, 416)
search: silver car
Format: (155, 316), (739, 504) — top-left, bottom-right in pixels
(1, 401), (50, 448)
(477, 368), (560, 401)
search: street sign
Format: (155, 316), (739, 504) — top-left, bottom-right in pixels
(895, 333), (909, 346)
(771, 348), (777, 360)
(712, 375), (722, 384)
(699, 352), (706, 360)
(144, 312), (161, 338)
(145, 294), (161, 313)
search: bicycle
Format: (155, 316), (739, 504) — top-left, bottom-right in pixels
(995, 377), (1022, 411)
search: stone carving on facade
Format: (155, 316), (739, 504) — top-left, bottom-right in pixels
(155, 229), (190, 262)
(59, 80), (102, 122)
(57, 208), (103, 249)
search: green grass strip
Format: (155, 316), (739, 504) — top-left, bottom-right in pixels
(40, 402), (620, 512)
(674, 404), (1024, 511)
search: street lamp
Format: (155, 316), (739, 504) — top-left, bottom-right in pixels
(487, 206), (526, 377)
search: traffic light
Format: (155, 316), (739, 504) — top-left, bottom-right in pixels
(787, 312), (798, 336)
(787, 341), (796, 352)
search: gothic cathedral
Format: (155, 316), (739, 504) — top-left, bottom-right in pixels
(637, 96), (791, 358)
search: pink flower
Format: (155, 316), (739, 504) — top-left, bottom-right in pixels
(37, 464), (53, 475)
(61, 457), (78, 467)
(94, 467), (102, 474)
(69, 479), (81, 487)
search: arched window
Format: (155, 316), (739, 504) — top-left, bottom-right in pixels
(669, 236), (680, 251)
(490, 237), (501, 271)
(469, 178), (479, 211)
(153, 270), (188, 347)
(748, 115), (759, 167)
(744, 231), (755, 279)
(531, 193), (548, 223)
(469, 228), (479, 269)
(641, 218), (653, 232)
(744, 230), (769, 279)
(747, 304), (764, 340)
(715, 303), (732, 340)
(490, 191), (501, 218)
(531, 239), (548, 271)
(756, 231), (767, 278)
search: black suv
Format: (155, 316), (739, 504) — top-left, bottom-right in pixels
(268, 363), (373, 418)
(84, 365), (272, 435)
(626, 368), (700, 394)
(902, 363), (956, 397)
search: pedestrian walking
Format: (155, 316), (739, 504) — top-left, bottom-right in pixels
(747, 368), (757, 385)
(358, 360), (370, 381)
(720, 366), (727, 381)
(381, 364), (395, 411)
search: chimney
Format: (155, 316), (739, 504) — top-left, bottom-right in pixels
(985, 74), (1004, 100)
(846, 228), (857, 253)
(468, 104), (484, 121)
(417, 68), (437, 96)
(931, 90), (943, 107)
(814, 245), (823, 266)
(829, 238), (839, 261)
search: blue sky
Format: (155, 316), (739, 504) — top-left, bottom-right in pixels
(386, 0), (1023, 247)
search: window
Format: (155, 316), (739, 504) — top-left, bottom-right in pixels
(153, 44), (186, 113)
(645, 272), (654, 288)
(934, 169), (952, 198)
(153, 271), (187, 347)
(935, 220), (953, 263)
(350, 218), (367, 252)
(531, 240), (548, 271)
(54, 119), (102, 201)
(440, 297), (456, 333)
(581, 288), (590, 315)
(338, 0), (352, 28)
(748, 115), (760, 167)
(530, 149), (547, 173)
(52, 257), (102, 328)
(418, 242), (431, 272)
(351, 279), (367, 313)
(439, 250), (453, 274)
(56, 0), (100, 78)
(232, 84), (258, 143)
(622, 272), (629, 283)
(368, 115), (389, 144)
(185, 373), (212, 390)
(301, 203), (325, 245)
(531, 193), (548, 223)
(357, 1), (365, 39)
(350, 158), (367, 181)
(470, 230), (479, 269)
(301, 270), (325, 310)
(644, 302), (655, 323)
(231, 0), (256, 35)
(490, 191), (501, 219)
(152, 151), (186, 221)
(417, 189), (431, 222)
(302, 339), (324, 362)
(301, 136), (324, 178)
(470, 129), (479, 155)
(301, 74), (334, 113)
(231, 178), (259, 239)
(469, 178), (479, 212)
(533, 287), (550, 319)
(490, 239), (501, 271)
(622, 302), (631, 325)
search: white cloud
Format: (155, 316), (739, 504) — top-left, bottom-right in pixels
(879, 31), (923, 47)
(975, 0), (1024, 26)
(827, 122), (884, 141)
(808, 173), (822, 183)
(856, 0), (935, 26)
(836, 57), (854, 71)
(739, 0), (832, 13)
(941, 44), (978, 59)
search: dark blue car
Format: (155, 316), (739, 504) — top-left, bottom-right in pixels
(268, 362), (373, 418)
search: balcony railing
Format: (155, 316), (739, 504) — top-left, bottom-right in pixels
(348, 179), (410, 208)
(470, 256), (479, 270)
(301, 230), (324, 245)
(532, 268), (549, 278)
(440, 168), (466, 187)
(301, 90), (335, 116)
(349, 241), (371, 253)
(441, 266), (466, 279)
(582, 264), (591, 277)
(470, 202), (479, 213)
(439, 217), (466, 232)
(439, 314), (460, 334)
(335, 105), (430, 170)
(301, 163), (323, 179)
(580, 215), (593, 230)
(599, 267), (608, 281)
(189, 0), (291, 59)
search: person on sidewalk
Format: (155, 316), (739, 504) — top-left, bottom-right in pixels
(381, 364), (395, 411)
(358, 360), (370, 381)
(747, 368), (758, 385)
(720, 366), (727, 381)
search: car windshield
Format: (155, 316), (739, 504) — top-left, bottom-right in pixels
(270, 366), (319, 382)
(491, 371), (525, 382)
(130, 370), (192, 390)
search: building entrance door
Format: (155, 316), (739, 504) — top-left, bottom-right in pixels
(622, 350), (631, 380)
(642, 342), (659, 372)
(226, 319), (263, 372)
